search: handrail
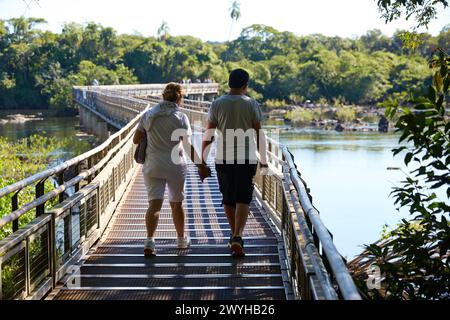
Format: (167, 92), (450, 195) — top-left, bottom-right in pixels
(282, 146), (361, 300)
(74, 83), (220, 96)
(0, 119), (137, 228)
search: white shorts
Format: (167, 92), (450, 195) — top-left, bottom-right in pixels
(143, 174), (185, 203)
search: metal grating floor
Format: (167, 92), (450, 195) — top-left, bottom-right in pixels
(53, 162), (290, 300)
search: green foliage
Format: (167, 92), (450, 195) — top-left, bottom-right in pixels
(264, 99), (286, 110)
(377, 0), (448, 29)
(377, 1), (449, 49)
(0, 135), (73, 240)
(1, 254), (21, 299)
(0, 17), (138, 110)
(350, 1), (450, 300)
(0, 17), (447, 110)
(335, 105), (357, 123)
(285, 108), (314, 124)
(361, 49), (450, 300)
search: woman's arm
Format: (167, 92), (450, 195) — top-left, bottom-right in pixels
(181, 136), (211, 182)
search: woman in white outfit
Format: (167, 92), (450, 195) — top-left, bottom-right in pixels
(133, 83), (211, 256)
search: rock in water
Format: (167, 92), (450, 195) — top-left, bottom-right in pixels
(335, 123), (345, 132)
(378, 116), (389, 132)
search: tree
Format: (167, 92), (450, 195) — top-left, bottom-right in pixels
(157, 21), (170, 41)
(350, 0), (450, 300)
(228, 1), (241, 41)
(360, 29), (393, 52)
(377, 0), (448, 29)
(0, 16), (445, 111)
(355, 49), (450, 300)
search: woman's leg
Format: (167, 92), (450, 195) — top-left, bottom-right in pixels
(146, 199), (163, 238)
(170, 202), (185, 238)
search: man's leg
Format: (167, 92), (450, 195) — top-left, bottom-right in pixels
(224, 205), (236, 235)
(234, 203), (249, 237)
(230, 164), (257, 256)
(216, 164), (236, 237)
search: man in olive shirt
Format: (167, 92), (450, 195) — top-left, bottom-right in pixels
(202, 69), (268, 256)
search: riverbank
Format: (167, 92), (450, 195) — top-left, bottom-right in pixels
(0, 110), (98, 160)
(0, 107), (78, 120)
(264, 116), (389, 133)
(264, 103), (393, 133)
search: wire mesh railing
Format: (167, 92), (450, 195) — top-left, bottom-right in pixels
(0, 95), (141, 299)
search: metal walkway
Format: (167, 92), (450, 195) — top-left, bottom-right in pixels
(51, 162), (290, 300)
(0, 83), (361, 301)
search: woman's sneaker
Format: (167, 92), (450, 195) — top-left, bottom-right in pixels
(144, 239), (156, 257)
(177, 236), (191, 249)
(230, 236), (245, 257)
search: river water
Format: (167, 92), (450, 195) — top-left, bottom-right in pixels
(274, 128), (407, 259)
(0, 113), (97, 162)
(0, 114), (408, 259)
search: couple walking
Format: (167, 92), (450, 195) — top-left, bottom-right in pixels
(133, 69), (268, 257)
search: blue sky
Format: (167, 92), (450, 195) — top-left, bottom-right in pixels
(0, 0), (449, 41)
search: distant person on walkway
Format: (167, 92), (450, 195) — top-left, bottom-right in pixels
(201, 69), (268, 256)
(133, 83), (211, 256)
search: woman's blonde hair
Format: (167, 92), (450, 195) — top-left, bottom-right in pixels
(162, 82), (184, 103)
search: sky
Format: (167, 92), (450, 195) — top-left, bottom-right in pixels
(0, 0), (449, 41)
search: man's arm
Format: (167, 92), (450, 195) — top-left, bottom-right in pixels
(253, 120), (268, 167)
(180, 136), (202, 165)
(202, 121), (217, 164)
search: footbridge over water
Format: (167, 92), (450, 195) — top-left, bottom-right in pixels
(0, 83), (361, 300)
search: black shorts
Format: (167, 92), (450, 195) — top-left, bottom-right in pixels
(215, 163), (258, 208)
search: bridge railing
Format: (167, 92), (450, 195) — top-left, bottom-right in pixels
(248, 136), (361, 300)
(74, 83), (220, 98)
(0, 106), (142, 300)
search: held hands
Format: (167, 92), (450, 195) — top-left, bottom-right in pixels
(197, 163), (212, 182)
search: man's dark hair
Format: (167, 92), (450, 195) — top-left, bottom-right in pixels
(228, 68), (250, 89)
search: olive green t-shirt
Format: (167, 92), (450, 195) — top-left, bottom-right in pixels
(208, 94), (264, 164)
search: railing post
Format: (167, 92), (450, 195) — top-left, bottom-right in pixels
(87, 156), (94, 183)
(74, 163), (81, 192)
(36, 179), (47, 216)
(50, 211), (57, 289)
(24, 238), (30, 297)
(12, 191), (20, 232)
(262, 175), (266, 200)
(57, 170), (65, 203)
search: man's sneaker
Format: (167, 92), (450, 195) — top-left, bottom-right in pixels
(177, 236), (191, 249)
(144, 239), (156, 257)
(230, 236), (245, 257)
(227, 233), (233, 248)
